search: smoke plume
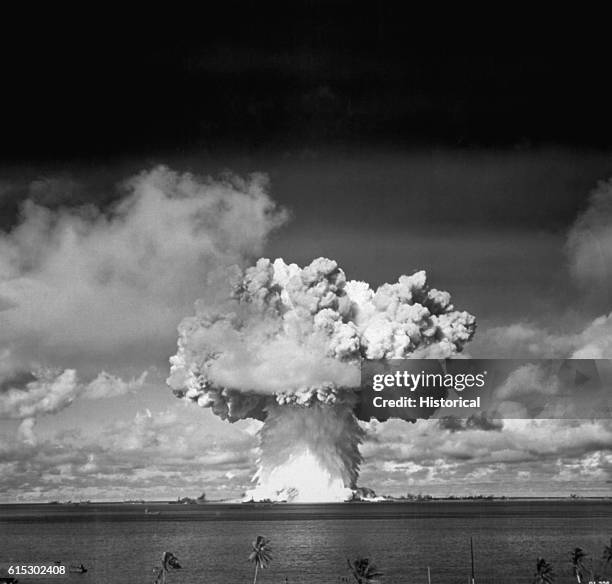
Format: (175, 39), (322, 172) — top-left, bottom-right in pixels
(169, 257), (475, 502)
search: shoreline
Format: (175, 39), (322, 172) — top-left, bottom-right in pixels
(2, 496), (611, 507)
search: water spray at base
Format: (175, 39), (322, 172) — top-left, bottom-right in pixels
(246, 402), (364, 502)
(168, 257), (475, 502)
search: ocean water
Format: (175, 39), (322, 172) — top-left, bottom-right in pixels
(0, 501), (610, 584)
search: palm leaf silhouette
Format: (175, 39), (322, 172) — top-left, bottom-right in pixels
(346, 557), (383, 584)
(570, 548), (588, 584)
(533, 557), (555, 584)
(249, 535), (272, 584)
(152, 551), (181, 584)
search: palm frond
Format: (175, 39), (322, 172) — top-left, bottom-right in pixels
(533, 557), (555, 584)
(569, 548), (588, 583)
(249, 535), (272, 569)
(347, 557), (383, 584)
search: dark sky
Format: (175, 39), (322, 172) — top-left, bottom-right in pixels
(2, 9), (611, 326)
(2, 7), (612, 161)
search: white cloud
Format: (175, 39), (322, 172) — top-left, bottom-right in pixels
(0, 369), (78, 419)
(82, 371), (148, 399)
(0, 354), (147, 424)
(0, 167), (287, 373)
(358, 418), (612, 496)
(0, 166), (287, 446)
(0, 405), (258, 502)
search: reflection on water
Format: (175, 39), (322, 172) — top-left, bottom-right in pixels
(1, 501), (610, 583)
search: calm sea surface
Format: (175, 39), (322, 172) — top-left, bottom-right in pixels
(0, 501), (610, 584)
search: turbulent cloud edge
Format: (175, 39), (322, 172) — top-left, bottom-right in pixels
(0, 166), (288, 368)
(0, 368), (148, 420)
(168, 256), (475, 501)
(168, 256), (476, 422)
